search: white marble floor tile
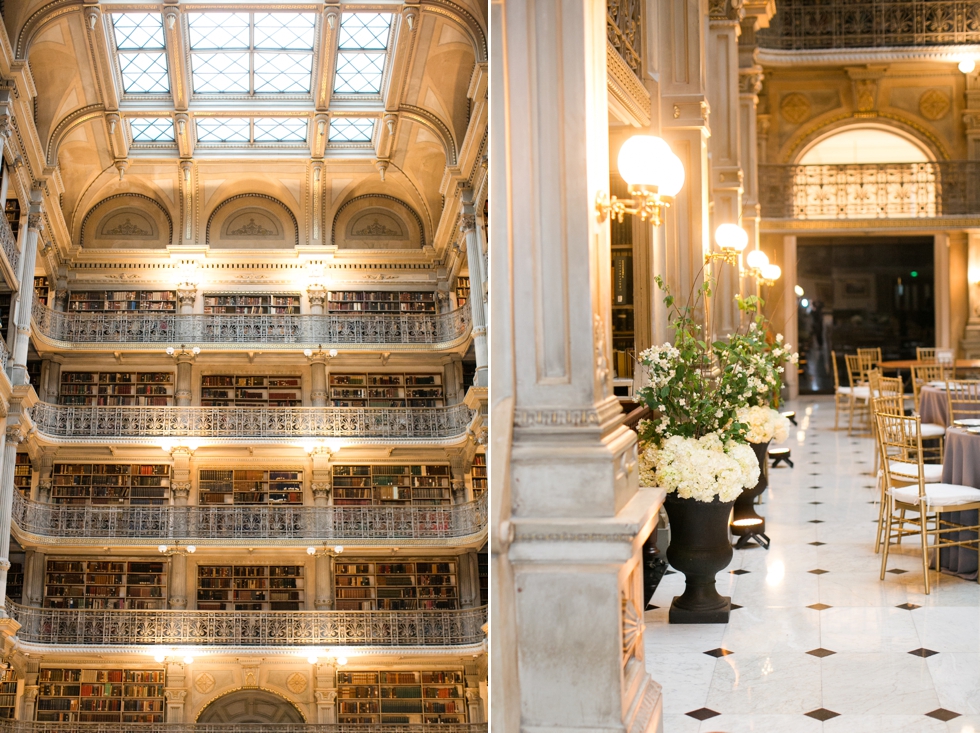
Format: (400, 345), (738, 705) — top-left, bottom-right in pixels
(912, 608), (980, 652)
(821, 714), (948, 732)
(661, 714), (703, 733)
(720, 606), (820, 654)
(819, 606), (921, 652)
(704, 654), (822, 714)
(820, 652), (940, 714)
(696, 713), (823, 732)
(926, 653), (980, 715)
(729, 571), (821, 608)
(643, 653), (716, 716)
(948, 715), (980, 733)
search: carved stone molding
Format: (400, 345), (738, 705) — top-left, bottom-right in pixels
(513, 408), (601, 428)
(846, 66), (888, 117)
(709, 0), (745, 22)
(919, 89), (950, 121)
(739, 68), (764, 96)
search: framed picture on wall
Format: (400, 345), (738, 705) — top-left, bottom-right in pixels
(834, 273), (876, 311)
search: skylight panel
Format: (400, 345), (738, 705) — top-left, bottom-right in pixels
(338, 13), (392, 50)
(191, 53), (250, 94)
(254, 118), (308, 142)
(334, 53), (385, 94)
(196, 118), (250, 143)
(254, 13), (316, 50)
(187, 13), (249, 49)
(130, 118), (175, 142)
(329, 118), (375, 143)
(111, 13), (170, 94)
(254, 53), (314, 93)
(333, 14), (391, 95)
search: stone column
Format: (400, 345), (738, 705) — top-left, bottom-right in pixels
(23, 548), (44, 606)
(961, 232), (980, 356)
(492, 0), (665, 728)
(706, 0), (745, 337)
(314, 661), (338, 723)
(738, 21), (764, 258)
(168, 551), (188, 610)
(448, 447), (470, 504)
(53, 278), (68, 312)
(37, 357), (51, 402)
(11, 194), (42, 387)
(170, 447), (191, 507)
(0, 425), (22, 613)
(177, 285), (196, 315)
(781, 235), (799, 399)
(164, 662), (187, 722)
(173, 350), (196, 406)
(310, 447), (332, 507)
(308, 352), (328, 407)
(463, 660), (484, 723)
(19, 661), (39, 721)
(313, 552), (334, 609)
(44, 356), (62, 405)
(460, 190), (487, 388)
(307, 285), (326, 315)
(457, 549), (479, 608)
(36, 451), (53, 503)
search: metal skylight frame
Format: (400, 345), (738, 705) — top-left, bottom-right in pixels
(328, 118), (376, 143)
(109, 12), (171, 95)
(186, 11), (318, 96)
(129, 117), (176, 143)
(333, 13), (393, 95)
(195, 117), (310, 144)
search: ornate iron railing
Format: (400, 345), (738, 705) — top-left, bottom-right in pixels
(607, 0), (642, 77)
(0, 724), (487, 733)
(759, 162), (980, 219)
(28, 402), (474, 443)
(758, 0), (980, 49)
(0, 337), (7, 375)
(31, 302), (471, 350)
(0, 208), (18, 277)
(11, 490), (488, 544)
(8, 602), (488, 647)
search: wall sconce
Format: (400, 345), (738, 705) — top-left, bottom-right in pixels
(708, 223), (749, 265)
(157, 543), (196, 555)
(596, 136), (685, 226)
(306, 544), (344, 557)
(745, 250), (782, 286)
(959, 58), (977, 74)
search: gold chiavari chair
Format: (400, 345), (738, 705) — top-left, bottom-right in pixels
(832, 350), (851, 431)
(872, 395), (925, 551)
(911, 363), (952, 414)
(844, 353), (872, 434)
(946, 380), (980, 423)
(876, 409), (980, 594)
(858, 347), (883, 372)
(917, 347), (937, 362)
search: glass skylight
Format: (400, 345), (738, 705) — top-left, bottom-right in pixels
(111, 13), (170, 94)
(130, 118), (175, 142)
(188, 12), (316, 95)
(329, 118), (376, 143)
(196, 118), (308, 143)
(333, 13), (392, 94)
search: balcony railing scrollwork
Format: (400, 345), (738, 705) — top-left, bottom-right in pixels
(28, 402), (474, 444)
(607, 0), (642, 77)
(759, 161), (980, 220)
(0, 724), (487, 733)
(0, 210), (19, 278)
(758, 0), (980, 50)
(8, 602), (488, 648)
(31, 302), (471, 351)
(11, 490), (488, 545)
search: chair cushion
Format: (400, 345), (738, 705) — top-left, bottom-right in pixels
(889, 461), (944, 482)
(920, 423), (946, 438)
(851, 386), (871, 399)
(837, 386), (853, 395)
(891, 482), (980, 508)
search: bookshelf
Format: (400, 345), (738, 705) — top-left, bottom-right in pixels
(37, 668), (165, 723)
(43, 559), (168, 610)
(200, 375), (302, 407)
(4, 198), (19, 240)
(34, 276), (49, 307)
(455, 277), (470, 308)
(7, 559), (23, 604)
(52, 464), (171, 506)
(67, 291), (176, 313)
(332, 465), (451, 506)
(326, 291), (436, 313)
(0, 668), (16, 720)
(197, 565), (304, 611)
(59, 371), (174, 406)
(0, 293), (11, 344)
(470, 453), (486, 499)
(334, 558), (458, 611)
(198, 468), (303, 505)
(14, 452), (32, 497)
(477, 551), (487, 606)
(328, 373), (444, 408)
(203, 293), (300, 315)
(336, 670), (466, 724)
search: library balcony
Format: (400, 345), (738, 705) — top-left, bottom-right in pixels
(0, 724), (488, 733)
(759, 161), (980, 220)
(11, 492), (489, 547)
(31, 302), (472, 352)
(8, 603), (488, 651)
(757, 0), (980, 50)
(28, 402), (476, 445)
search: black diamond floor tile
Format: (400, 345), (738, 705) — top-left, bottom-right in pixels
(730, 603), (742, 610)
(909, 648), (939, 658)
(805, 708), (840, 721)
(686, 708), (720, 721)
(809, 501), (823, 505)
(703, 648), (733, 658)
(926, 709), (961, 722)
(886, 568), (909, 574)
(809, 541), (827, 546)
(646, 604), (659, 610)
(808, 569), (829, 575)
(730, 569), (750, 575)
(806, 648), (836, 658)
(807, 603), (831, 610)
(896, 603), (921, 611)
(809, 520), (825, 524)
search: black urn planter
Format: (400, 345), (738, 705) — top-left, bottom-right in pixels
(732, 440), (770, 539)
(663, 493), (735, 624)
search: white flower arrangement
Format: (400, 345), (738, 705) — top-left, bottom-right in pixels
(639, 432), (760, 503)
(737, 405), (791, 444)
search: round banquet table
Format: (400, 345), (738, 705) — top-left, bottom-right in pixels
(939, 427), (980, 578)
(880, 359), (980, 370)
(919, 385), (950, 426)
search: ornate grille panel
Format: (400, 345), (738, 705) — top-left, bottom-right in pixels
(12, 491), (488, 543)
(8, 602), (487, 647)
(758, 0), (980, 49)
(759, 162), (980, 219)
(28, 402), (474, 442)
(607, 0), (642, 77)
(0, 209), (18, 276)
(32, 303), (471, 349)
(0, 724), (487, 732)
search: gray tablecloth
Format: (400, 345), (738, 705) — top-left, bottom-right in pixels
(919, 385), (949, 426)
(940, 427), (980, 578)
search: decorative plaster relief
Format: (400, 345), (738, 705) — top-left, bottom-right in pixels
(919, 88), (951, 120)
(80, 194), (173, 249)
(332, 194), (424, 250)
(207, 195), (298, 249)
(780, 93), (811, 124)
(286, 673), (308, 694)
(195, 673), (215, 694)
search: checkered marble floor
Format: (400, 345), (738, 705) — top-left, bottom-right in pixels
(645, 396), (980, 733)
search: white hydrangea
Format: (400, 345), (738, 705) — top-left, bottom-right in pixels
(737, 405), (791, 444)
(639, 433), (760, 503)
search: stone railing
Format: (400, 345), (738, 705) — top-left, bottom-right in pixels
(8, 602), (488, 648)
(11, 490), (488, 545)
(0, 209), (18, 277)
(758, 0), (980, 49)
(759, 162), (980, 220)
(0, 724), (487, 733)
(29, 402), (474, 443)
(32, 302), (471, 350)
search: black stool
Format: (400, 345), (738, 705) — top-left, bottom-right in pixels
(770, 447), (793, 468)
(781, 410), (797, 426)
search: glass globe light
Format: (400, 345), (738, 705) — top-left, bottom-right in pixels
(761, 263), (782, 281)
(715, 224), (748, 252)
(658, 150), (685, 198)
(308, 655), (319, 665)
(745, 250), (769, 270)
(959, 59), (977, 74)
(616, 135), (685, 197)
(794, 285), (805, 297)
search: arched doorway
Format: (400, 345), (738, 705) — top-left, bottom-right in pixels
(197, 689), (306, 724)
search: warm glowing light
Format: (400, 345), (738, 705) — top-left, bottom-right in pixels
(617, 135), (685, 196)
(745, 250), (769, 270)
(761, 263), (782, 281)
(308, 655), (319, 665)
(959, 59), (977, 74)
(732, 518), (764, 527)
(336, 656), (348, 666)
(794, 285), (805, 297)
(715, 224), (749, 252)
(307, 546), (317, 555)
(766, 560), (785, 586)
(183, 656), (194, 665)
(158, 545), (168, 554)
(186, 545), (196, 554)
(334, 545), (345, 554)
(154, 653), (166, 663)
(801, 298), (809, 308)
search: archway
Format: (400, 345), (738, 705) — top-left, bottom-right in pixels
(798, 126), (932, 164)
(196, 689), (306, 724)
